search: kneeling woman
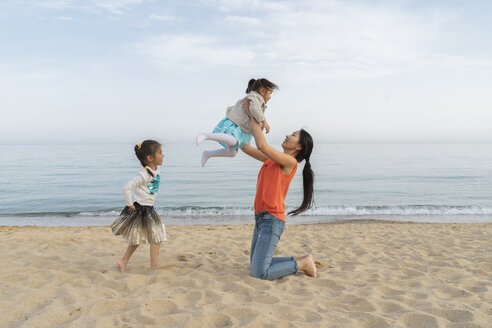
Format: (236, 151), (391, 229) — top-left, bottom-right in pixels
(242, 104), (317, 280)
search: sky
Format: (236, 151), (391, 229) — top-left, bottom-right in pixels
(1, 0), (491, 144)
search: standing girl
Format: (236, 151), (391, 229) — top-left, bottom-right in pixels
(242, 100), (317, 280)
(196, 78), (278, 166)
(111, 140), (166, 272)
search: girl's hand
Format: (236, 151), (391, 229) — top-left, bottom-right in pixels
(263, 120), (270, 134)
(128, 205), (136, 213)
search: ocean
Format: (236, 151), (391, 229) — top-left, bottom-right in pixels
(0, 143), (491, 226)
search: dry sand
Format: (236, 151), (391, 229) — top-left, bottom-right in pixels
(1, 221), (491, 328)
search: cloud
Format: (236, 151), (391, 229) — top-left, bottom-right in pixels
(202, 0), (289, 12)
(95, 0), (144, 15)
(149, 13), (179, 21)
(257, 8), (432, 77)
(33, 0), (74, 10)
(225, 15), (260, 24)
(14, 0), (146, 15)
(135, 1), (456, 78)
(135, 34), (257, 68)
(52, 15), (73, 20)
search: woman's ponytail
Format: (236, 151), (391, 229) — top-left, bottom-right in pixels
(288, 130), (315, 216)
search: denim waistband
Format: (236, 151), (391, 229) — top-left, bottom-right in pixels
(254, 211), (269, 219)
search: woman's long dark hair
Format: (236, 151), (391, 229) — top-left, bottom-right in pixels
(288, 129), (315, 216)
(245, 78), (278, 93)
(134, 140), (161, 177)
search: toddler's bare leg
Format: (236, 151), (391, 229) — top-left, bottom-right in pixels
(117, 245), (139, 272)
(150, 244), (160, 269)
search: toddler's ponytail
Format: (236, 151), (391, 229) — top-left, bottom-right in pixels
(245, 78), (278, 94)
(245, 79), (256, 93)
(134, 140), (161, 177)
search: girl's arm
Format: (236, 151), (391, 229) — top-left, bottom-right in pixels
(123, 174), (146, 207)
(241, 143), (268, 162)
(243, 102), (297, 173)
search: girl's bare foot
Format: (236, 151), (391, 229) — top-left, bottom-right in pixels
(297, 255), (317, 278)
(116, 260), (127, 272)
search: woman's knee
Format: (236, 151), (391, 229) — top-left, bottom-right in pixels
(249, 271), (268, 280)
(249, 267), (268, 280)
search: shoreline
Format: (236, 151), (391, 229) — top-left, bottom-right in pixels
(1, 214), (492, 228)
(1, 218), (492, 229)
(1, 222), (491, 327)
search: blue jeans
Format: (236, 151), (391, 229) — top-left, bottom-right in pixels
(250, 211), (298, 280)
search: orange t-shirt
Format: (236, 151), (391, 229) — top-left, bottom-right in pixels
(254, 158), (298, 221)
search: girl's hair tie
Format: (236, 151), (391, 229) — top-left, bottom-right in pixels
(145, 166), (149, 170)
(137, 142), (142, 149)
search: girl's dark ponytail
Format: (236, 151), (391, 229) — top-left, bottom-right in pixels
(289, 129), (315, 216)
(246, 79), (256, 93)
(245, 78), (278, 93)
(134, 140), (161, 177)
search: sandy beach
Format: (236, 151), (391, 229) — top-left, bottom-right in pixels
(1, 221), (491, 328)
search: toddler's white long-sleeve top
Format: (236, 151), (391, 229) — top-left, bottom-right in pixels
(123, 167), (160, 207)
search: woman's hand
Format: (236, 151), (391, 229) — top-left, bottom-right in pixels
(128, 205), (136, 213)
(243, 99), (269, 132)
(242, 99), (252, 117)
(242, 97), (297, 173)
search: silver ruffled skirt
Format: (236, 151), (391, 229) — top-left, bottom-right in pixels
(111, 202), (166, 245)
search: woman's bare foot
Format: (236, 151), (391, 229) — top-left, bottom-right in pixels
(116, 260), (127, 272)
(297, 254), (317, 278)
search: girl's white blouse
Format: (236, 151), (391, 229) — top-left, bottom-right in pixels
(123, 167), (160, 207)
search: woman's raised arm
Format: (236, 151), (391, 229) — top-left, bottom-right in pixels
(241, 143), (268, 162)
(243, 102), (297, 173)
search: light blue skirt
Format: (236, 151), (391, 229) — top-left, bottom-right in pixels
(213, 118), (252, 150)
